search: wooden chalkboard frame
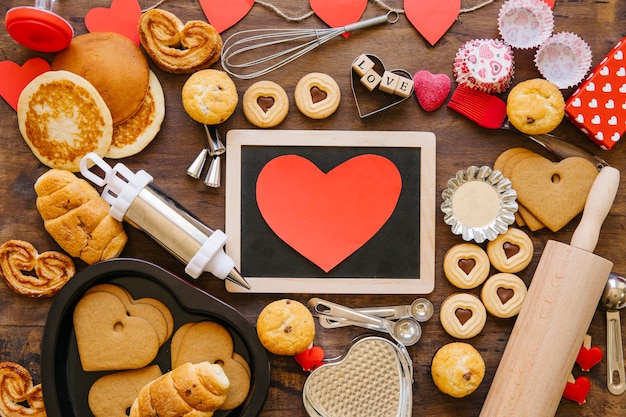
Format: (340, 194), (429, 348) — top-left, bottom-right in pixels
(224, 130), (436, 294)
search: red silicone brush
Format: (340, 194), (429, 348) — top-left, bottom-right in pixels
(447, 85), (609, 170)
(447, 85), (507, 129)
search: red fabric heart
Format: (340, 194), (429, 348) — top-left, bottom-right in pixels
(85, 0), (142, 45)
(310, 0), (367, 38)
(199, 0), (254, 33)
(294, 346), (325, 371)
(256, 154), (402, 272)
(0, 58), (50, 112)
(576, 345), (603, 371)
(404, 0), (460, 46)
(563, 376), (591, 405)
(414, 70), (451, 111)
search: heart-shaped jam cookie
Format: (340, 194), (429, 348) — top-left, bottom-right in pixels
(440, 293), (487, 339)
(303, 336), (412, 417)
(443, 243), (490, 289)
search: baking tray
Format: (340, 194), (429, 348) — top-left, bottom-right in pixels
(41, 258), (270, 417)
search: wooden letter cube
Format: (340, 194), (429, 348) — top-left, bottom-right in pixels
(360, 69), (382, 91)
(352, 54), (375, 77)
(394, 75), (414, 98)
(379, 71), (400, 94)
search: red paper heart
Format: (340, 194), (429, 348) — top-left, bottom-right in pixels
(0, 58), (50, 112)
(414, 70), (451, 111)
(294, 346), (325, 371)
(85, 0), (142, 45)
(199, 0), (254, 33)
(543, 0), (556, 9)
(563, 376), (591, 405)
(256, 154), (402, 272)
(310, 0), (367, 38)
(576, 346), (603, 371)
(404, 0), (460, 46)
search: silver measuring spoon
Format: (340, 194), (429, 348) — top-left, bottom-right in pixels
(600, 273), (626, 395)
(319, 298), (433, 329)
(308, 298), (421, 346)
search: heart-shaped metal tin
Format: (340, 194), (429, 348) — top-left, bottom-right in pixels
(350, 54), (414, 118)
(303, 336), (413, 417)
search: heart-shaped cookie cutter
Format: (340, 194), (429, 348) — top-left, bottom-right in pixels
(303, 335), (413, 417)
(351, 54), (414, 118)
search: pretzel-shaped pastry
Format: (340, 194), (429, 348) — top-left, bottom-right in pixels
(0, 240), (75, 298)
(138, 9), (222, 74)
(0, 362), (46, 417)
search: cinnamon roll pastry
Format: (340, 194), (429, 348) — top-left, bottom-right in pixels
(0, 362), (46, 417)
(138, 9), (223, 74)
(0, 240), (75, 298)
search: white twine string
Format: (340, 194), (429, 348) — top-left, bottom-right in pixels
(142, 0), (496, 19)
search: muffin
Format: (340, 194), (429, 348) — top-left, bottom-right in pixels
(431, 342), (485, 398)
(256, 299), (315, 355)
(182, 69), (238, 125)
(506, 78), (565, 134)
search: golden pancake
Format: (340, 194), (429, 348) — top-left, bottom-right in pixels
(106, 71), (165, 159)
(51, 32), (150, 125)
(17, 70), (113, 172)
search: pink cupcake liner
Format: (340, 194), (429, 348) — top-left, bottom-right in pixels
(454, 38), (515, 94)
(534, 31), (592, 89)
(498, 0), (554, 49)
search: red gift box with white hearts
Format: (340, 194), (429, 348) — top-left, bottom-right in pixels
(565, 37), (626, 150)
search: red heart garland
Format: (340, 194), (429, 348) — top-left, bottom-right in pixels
(404, 0), (460, 46)
(85, 0), (142, 45)
(563, 376), (591, 405)
(256, 154), (402, 272)
(199, 0), (255, 33)
(294, 346), (325, 371)
(310, 0), (367, 38)
(576, 345), (603, 371)
(413, 70), (451, 111)
(0, 58), (50, 112)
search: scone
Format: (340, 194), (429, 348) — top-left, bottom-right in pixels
(431, 342), (485, 398)
(182, 69), (238, 125)
(506, 78), (565, 134)
(256, 299), (315, 355)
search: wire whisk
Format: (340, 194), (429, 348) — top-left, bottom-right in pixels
(221, 11), (400, 80)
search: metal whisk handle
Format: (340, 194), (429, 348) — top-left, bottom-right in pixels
(343, 11), (400, 33)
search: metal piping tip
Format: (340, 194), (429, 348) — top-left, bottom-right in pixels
(204, 156), (221, 188)
(226, 267), (251, 290)
(204, 124), (226, 156)
(187, 148), (208, 179)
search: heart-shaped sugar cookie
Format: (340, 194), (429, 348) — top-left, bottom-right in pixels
(413, 70), (451, 111)
(303, 337), (412, 417)
(73, 291), (161, 371)
(510, 156), (598, 232)
(351, 54), (414, 118)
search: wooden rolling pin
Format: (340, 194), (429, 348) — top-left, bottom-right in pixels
(480, 166), (621, 417)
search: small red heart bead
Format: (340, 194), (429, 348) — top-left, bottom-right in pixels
(563, 376), (591, 405)
(294, 346), (325, 371)
(576, 345), (603, 371)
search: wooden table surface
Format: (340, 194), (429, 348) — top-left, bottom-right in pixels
(1, 0), (625, 416)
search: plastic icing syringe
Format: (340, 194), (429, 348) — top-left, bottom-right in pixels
(79, 153), (250, 290)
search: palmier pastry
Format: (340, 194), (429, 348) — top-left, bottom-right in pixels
(0, 240), (75, 298)
(138, 8), (222, 74)
(242, 80), (289, 128)
(0, 361), (46, 417)
(481, 273), (527, 318)
(486, 227), (533, 273)
(443, 243), (490, 289)
(294, 72), (341, 119)
(440, 293), (487, 339)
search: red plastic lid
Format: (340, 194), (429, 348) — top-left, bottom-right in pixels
(5, 7), (73, 53)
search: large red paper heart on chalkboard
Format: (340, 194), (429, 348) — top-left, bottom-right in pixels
(311, 0), (367, 38)
(256, 154), (402, 272)
(199, 0), (254, 33)
(85, 0), (142, 45)
(0, 58), (50, 112)
(404, 0), (460, 46)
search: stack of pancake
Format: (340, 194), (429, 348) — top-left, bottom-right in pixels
(17, 32), (165, 171)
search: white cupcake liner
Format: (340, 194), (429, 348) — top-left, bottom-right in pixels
(453, 38), (515, 94)
(535, 31), (592, 89)
(498, 0), (554, 49)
